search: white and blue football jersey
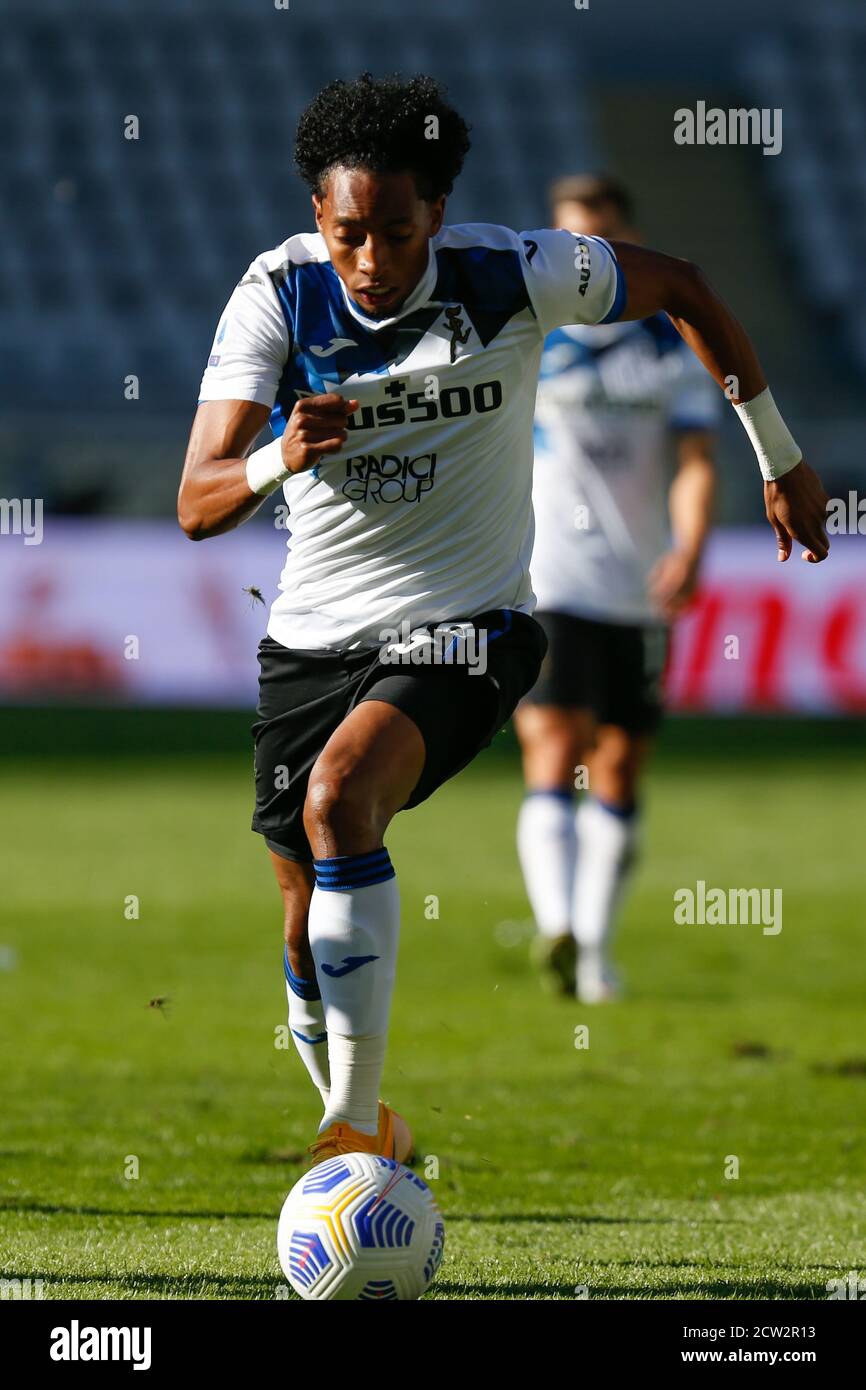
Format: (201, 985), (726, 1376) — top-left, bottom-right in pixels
(531, 317), (720, 625)
(198, 224), (624, 649)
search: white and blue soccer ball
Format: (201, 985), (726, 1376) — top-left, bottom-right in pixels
(277, 1153), (445, 1301)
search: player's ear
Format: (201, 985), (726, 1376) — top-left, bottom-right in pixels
(312, 192), (324, 230)
(428, 196), (446, 236)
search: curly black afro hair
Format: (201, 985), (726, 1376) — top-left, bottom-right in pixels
(295, 73), (471, 201)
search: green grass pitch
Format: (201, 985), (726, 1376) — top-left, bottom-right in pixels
(1, 712), (864, 1300)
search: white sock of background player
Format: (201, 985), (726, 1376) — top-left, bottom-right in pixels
(308, 848), (399, 1136)
(516, 789), (576, 938)
(573, 796), (639, 986)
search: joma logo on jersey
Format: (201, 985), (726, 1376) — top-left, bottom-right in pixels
(343, 453), (437, 504)
(346, 379), (503, 432)
(574, 238), (591, 297)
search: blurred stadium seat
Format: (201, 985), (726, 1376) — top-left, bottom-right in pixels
(0, 0), (599, 425)
(742, 4), (866, 371)
(1, 0), (864, 516)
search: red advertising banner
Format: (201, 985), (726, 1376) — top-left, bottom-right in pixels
(667, 531), (866, 713)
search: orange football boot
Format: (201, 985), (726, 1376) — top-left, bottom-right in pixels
(307, 1101), (414, 1167)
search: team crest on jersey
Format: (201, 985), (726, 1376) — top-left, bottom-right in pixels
(444, 305), (471, 363)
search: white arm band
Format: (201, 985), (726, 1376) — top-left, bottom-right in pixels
(245, 437), (290, 497)
(732, 387), (802, 482)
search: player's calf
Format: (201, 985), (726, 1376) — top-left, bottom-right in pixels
(269, 852), (316, 975)
(302, 702), (424, 1140)
(268, 854), (331, 1105)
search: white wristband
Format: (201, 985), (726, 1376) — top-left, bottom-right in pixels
(245, 437), (290, 497)
(732, 387), (802, 482)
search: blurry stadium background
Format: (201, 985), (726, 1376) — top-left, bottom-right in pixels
(1, 0), (865, 714)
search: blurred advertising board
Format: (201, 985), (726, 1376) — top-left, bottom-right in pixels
(0, 520), (863, 713)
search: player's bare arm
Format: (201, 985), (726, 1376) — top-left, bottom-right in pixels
(177, 393), (358, 540)
(649, 431), (716, 620)
(610, 239), (830, 563)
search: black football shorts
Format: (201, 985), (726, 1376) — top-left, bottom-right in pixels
(252, 608), (547, 862)
(523, 609), (669, 735)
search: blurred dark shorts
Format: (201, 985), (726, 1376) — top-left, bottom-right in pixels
(522, 608), (669, 736)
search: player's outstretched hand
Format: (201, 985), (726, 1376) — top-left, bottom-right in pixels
(764, 459), (829, 564)
(281, 393), (359, 475)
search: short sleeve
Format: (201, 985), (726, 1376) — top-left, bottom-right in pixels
(667, 344), (722, 433)
(519, 228), (625, 335)
(198, 263), (289, 407)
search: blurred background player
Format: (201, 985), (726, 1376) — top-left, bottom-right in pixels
(516, 174), (720, 1003)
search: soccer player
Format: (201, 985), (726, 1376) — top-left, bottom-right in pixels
(177, 74), (828, 1165)
(515, 173), (718, 1003)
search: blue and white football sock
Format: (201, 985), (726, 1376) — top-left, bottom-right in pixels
(308, 848), (399, 1137)
(284, 945), (330, 1105)
(573, 796), (639, 990)
(517, 789), (576, 938)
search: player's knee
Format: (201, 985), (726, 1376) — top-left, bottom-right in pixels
(303, 763), (381, 854)
(519, 706), (592, 788)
